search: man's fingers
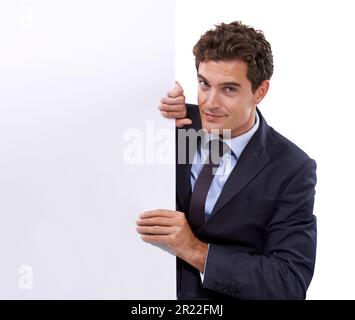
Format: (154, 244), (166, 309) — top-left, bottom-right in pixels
(136, 216), (173, 227)
(167, 81), (184, 98)
(136, 225), (174, 235)
(141, 234), (167, 244)
(176, 118), (193, 128)
(160, 95), (185, 106)
(160, 111), (187, 119)
(159, 81), (187, 123)
(174, 81), (184, 93)
(140, 209), (179, 219)
(159, 102), (185, 113)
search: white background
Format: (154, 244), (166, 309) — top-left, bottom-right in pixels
(175, 0), (355, 299)
(0, 0), (176, 299)
(1, 0), (354, 300)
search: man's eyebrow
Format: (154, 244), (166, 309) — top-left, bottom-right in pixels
(197, 74), (241, 87)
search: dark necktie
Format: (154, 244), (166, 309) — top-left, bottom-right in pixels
(189, 139), (230, 230)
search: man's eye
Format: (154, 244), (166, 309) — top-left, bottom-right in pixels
(199, 80), (209, 88)
(225, 87), (237, 93)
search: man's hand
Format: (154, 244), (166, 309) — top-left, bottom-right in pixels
(159, 81), (192, 128)
(136, 209), (208, 272)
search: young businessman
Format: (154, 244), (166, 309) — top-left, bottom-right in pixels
(136, 21), (317, 299)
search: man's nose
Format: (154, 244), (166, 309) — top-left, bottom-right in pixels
(206, 89), (221, 109)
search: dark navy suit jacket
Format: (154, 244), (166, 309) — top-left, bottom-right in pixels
(176, 104), (317, 300)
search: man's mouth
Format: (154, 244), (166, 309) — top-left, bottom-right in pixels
(203, 111), (226, 120)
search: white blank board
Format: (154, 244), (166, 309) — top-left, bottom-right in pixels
(0, 0), (176, 299)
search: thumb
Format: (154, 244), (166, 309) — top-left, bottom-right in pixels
(174, 81), (184, 95)
(176, 118), (192, 128)
(167, 81), (184, 98)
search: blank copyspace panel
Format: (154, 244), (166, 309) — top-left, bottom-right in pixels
(0, 0), (176, 299)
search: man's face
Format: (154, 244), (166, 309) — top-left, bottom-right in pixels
(197, 59), (267, 138)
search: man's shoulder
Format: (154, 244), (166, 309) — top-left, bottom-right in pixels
(267, 124), (316, 169)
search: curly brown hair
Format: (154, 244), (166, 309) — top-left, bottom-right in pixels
(193, 21), (274, 93)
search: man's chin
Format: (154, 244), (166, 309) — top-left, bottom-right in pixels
(201, 123), (231, 137)
(201, 122), (219, 133)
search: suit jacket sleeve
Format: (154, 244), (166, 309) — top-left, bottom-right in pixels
(202, 158), (317, 300)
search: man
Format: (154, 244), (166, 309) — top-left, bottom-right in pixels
(136, 21), (317, 299)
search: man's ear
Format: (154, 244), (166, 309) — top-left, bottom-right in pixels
(254, 80), (270, 104)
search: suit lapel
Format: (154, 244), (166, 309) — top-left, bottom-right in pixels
(210, 144), (270, 216)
